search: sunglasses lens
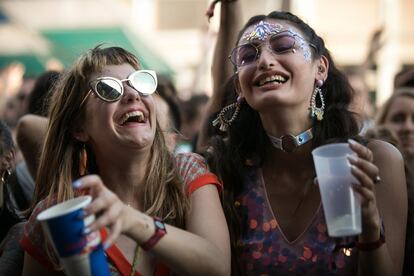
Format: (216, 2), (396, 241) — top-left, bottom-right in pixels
(232, 44), (258, 66)
(270, 33), (296, 53)
(96, 79), (122, 101)
(131, 71), (157, 95)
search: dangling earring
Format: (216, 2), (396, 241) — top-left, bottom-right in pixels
(310, 79), (325, 121)
(1, 168), (11, 184)
(79, 144), (88, 176)
(212, 96), (242, 132)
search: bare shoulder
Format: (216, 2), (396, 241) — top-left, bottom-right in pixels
(366, 139), (406, 195)
(366, 139), (404, 165)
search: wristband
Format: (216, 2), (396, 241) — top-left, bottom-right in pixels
(141, 217), (167, 251)
(355, 231), (385, 251)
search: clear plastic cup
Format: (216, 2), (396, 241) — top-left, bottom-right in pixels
(37, 196), (109, 276)
(312, 143), (362, 237)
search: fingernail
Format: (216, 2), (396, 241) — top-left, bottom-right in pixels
(72, 180), (82, 189)
(83, 227), (91, 235)
(77, 210), (87, 219)
(347, 154), (357, 162)
(103, 242), (111, 250)
(348, 139), (358, 146)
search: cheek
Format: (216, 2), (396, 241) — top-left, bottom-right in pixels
(385, 121), (402, 133)
(238, 68), (255, 91)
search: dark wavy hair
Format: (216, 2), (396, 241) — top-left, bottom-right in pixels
(206, 11), (360, 274)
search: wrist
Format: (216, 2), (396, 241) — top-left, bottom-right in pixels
(140, 217), (167, 251)
(359, 215), (381, 242)
(123, 206), (154, 242)
(356, 226), (385, 251)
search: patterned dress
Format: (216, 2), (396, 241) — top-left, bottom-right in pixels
(20, 153), (222, 276)
(234, 159), (359, 275)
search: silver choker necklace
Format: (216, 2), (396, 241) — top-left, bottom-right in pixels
(267, 128), (313, 152)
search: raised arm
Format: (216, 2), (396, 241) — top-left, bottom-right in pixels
(196, 0), (242, 152)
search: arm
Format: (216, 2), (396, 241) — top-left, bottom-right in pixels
(348, 139), (407, 276)
(196, 0), (242, 152)
(22, 253), (63, 276)
(15, 115), (48, 179)
(75, 175), (231, 276)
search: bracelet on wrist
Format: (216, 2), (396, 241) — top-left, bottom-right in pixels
(140, 217), (167, 251)
(355, 231), (385, 251)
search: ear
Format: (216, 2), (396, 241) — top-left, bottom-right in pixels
(71, 125), (89, 142)
(316, 55), (329, 82)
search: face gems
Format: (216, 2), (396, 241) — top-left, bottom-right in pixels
(242, 20), (283, 41)
(240, 21), (315, 62)
(296, 37), (313, 62)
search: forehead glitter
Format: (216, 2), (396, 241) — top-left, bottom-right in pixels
(289, 30), (313, 61)
(242, 20), (283, 41)
(240, 23), (314, 62)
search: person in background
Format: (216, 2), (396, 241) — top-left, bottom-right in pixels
(179, 94), (209, 153)
(0, 120), (25, 276)
(20, 46), (230, 276)
(154, 74), (182, 152)
(0, 120), (17, 241)
(11, 71), (62, 211)
(374, 87), (414, 276)
(206, 9), (406, 275)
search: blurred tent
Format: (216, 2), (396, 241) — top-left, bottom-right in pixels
(42, 28), (174, 75)
(0, 55), (44, 76)
(0, 27), (174, 77)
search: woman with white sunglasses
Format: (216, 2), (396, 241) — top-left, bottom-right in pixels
(20, 46), (230, 276)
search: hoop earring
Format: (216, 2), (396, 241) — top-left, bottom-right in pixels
(79, 144), (88, 176)
(310, 80), (325, 121)
(212, 96), (242, 132)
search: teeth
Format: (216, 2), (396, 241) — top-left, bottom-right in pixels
(121, 110), (145, 125)
(259, 75), (286, 86)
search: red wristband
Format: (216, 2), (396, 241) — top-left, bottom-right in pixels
(355, 232), (385, 251)
(141, 217), (167, 251)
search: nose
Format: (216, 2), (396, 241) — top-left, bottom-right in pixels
(402, 117), (414, 131)
(256, 46), (276, 70)
(121, 82), (141, 103)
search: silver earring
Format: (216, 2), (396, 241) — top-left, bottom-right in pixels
(310, 80), (325, 121)
(212, 96), (242, 132)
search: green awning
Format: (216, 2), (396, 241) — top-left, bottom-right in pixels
(0, 54), (45, 76)
(42, 28), (173, 76)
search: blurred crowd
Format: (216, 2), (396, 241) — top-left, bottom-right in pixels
(0, 1), (413, 275)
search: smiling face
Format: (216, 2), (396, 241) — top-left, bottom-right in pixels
(235, 19), (327, 115)
(384, 95), (414, 157)
(76, 63), (157, 156)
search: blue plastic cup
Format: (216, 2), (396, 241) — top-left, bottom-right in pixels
(37, 196), (109, 276)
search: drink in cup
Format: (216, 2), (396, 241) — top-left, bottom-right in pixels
(37, 195), (109, 276)
(312, 143), (362, 237)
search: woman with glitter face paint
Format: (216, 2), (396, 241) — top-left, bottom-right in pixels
(207, 11), (407, 275)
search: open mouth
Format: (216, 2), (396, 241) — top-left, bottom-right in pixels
(120, 110), (145, 125)
(256, 74), (288, 87)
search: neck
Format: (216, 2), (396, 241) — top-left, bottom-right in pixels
(94, 148), (151, 209)
(259, 104), (312, 137)
(267, 127), (313, 152)
(262, 144), (315, 193)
